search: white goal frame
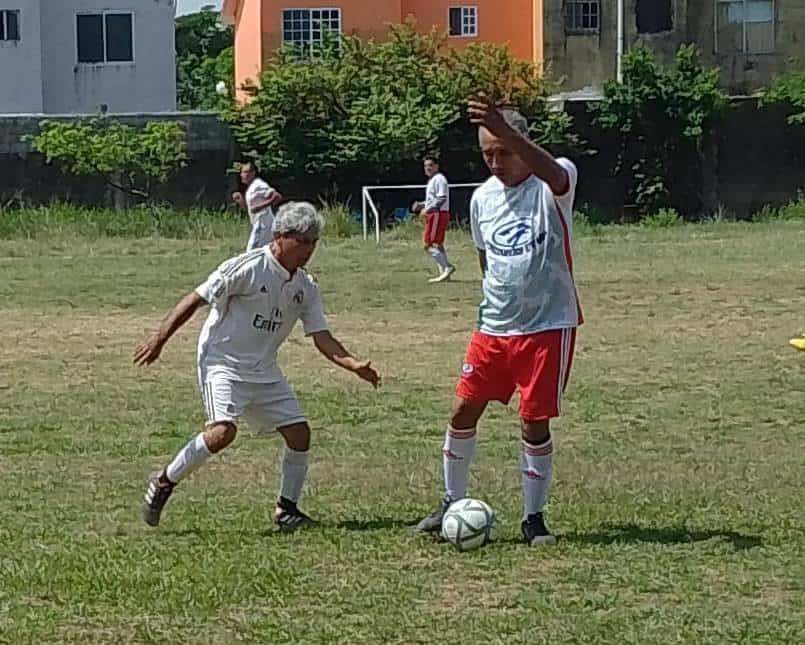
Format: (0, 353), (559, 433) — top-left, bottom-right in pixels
(361, 183), (483, 243)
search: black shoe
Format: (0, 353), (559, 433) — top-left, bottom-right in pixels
(274, 497), (316, 532)
(521, 512), (557, 546)
(414, 495), (453, 533)
(143, 471), (175, 527)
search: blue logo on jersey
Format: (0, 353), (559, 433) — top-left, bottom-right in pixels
(489, 221), (546, 257)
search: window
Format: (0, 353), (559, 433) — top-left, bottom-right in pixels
(636, 0), (673, 34)
(715, 0), (774, 54)
(282, 8), (341, 57)
(77, 12), (133, 63)
(448, 6), (477, 37)
(0, 9), (20, 41)
(564, 1), (600, 33)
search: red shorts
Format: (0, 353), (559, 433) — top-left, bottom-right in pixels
(423, 211), (450, 247)
(456, 328), (576, 421)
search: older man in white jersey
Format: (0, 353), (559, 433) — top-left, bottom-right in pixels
(232, 161), (283, 251)
(415, 96), (582, 546)
(135, 202), (380, 530)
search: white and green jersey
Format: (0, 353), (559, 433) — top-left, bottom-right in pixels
(195, 248), (328, 383)
(470, 158), (582, 337)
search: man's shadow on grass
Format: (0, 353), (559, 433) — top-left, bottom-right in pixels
(558, 522), (762, 550)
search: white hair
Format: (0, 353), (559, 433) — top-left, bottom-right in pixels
(272, 201), (325, 238)
(500, 109), (530, 137)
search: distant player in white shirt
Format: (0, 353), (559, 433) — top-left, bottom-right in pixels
(135, 202), (380, 530)
(411, 154), (456, 283)
(415, 96), (582, 546)
(231, 161), (283, 250)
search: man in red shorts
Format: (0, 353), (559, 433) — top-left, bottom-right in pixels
(415, 96), (582, 546)
(412, 154), (456, 283)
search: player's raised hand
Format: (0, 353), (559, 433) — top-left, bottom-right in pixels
(468, 93), (509, 137)
(133, 333), (166, 366)
(353, 360), (381, 389)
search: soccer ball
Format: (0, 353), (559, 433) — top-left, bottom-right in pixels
(441, 498), (497, 552)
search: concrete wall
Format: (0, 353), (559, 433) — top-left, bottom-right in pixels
(0, 0), (44, 113)
(547, 0), (805, 94)
(545, 0), (687, 91)
(688, 0), (805, 94)
(39, 0), (176, 114)
(0, 102), (802, 217)
(0, 113), (233, 206)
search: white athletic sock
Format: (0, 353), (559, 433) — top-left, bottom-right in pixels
(279, 447), (309, 503)
(443, 426), (477, 500)
(521, 437), (554, 518)
(428, 247), (449, 271)
(165, 433), (212, 484)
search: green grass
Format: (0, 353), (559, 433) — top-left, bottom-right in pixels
(1, 217), (804, 643)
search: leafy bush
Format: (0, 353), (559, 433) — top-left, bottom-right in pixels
(225, 23), (573, 190)
(752, 194), (805, 222)
(320, 200), (362, 239)
(176, 7), (235, 110)
(592, 44), (727, 215)
(761, 68), (805, 126)
(26, 119), (189, 200)
(641, 208), (683, 228)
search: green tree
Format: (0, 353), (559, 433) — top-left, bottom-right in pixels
(761, 67), (805, 125)
(27, 119), (189, 199)
(592, 44), (727, 215)
(226, 23), (572, 188)
(176, 6), (234, 110)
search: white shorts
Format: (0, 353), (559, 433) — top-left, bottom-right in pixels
(199, 375), (306, 432)
(246, 209), (274, 251)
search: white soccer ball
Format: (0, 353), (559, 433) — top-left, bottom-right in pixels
(215, 81), (228, 96)
(441, 498), (497, 552)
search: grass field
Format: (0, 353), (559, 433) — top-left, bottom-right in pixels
(1, 217), (804, 643)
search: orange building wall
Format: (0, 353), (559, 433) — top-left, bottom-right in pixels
(261, 0), (403, 54)
(233, 0), (263, 99)
(402, 0), (536, 62)
(231, 0), (544, 92)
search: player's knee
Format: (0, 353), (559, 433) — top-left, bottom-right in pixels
(450, 397), (485, 429)
(278, 421), (311, 452)
(204, 422), (237, 453)
(521, 419), (550, 444)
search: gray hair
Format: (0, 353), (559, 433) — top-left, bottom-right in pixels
(500, 108), (530, 137)
(272, 201), (325, 238)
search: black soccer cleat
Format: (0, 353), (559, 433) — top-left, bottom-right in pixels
(414, 495), (453, 533)
(274, 497), (316, 532)
(143, 471), (175, 527)
(521, 512), (557, 546)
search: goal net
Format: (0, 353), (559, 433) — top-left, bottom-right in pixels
(361, 182), (483, 243)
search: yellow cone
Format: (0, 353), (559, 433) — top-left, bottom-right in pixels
(790, 337), (805, 351)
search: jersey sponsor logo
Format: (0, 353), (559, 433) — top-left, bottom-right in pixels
(488, 221), (546, 257)
(461, 362), (474, 375)
(253, 308), (283, 333)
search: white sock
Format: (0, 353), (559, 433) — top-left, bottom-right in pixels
(166, 433), (212, 484)
(443, 426), (477, 500)
(279, 447), (309, 503)
(428, 247), (449, 271)
(521, 437), (554, 519)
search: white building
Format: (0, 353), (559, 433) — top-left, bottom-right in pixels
(0, 0), (176, 114)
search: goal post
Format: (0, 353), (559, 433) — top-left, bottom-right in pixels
(362, 182), (483, 243)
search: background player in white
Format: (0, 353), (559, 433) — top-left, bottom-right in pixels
(412, 154), (456, 283)
(415, 96), (582, 546)
(135, 202), (380, 530)
(232, 161), (283, 250)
